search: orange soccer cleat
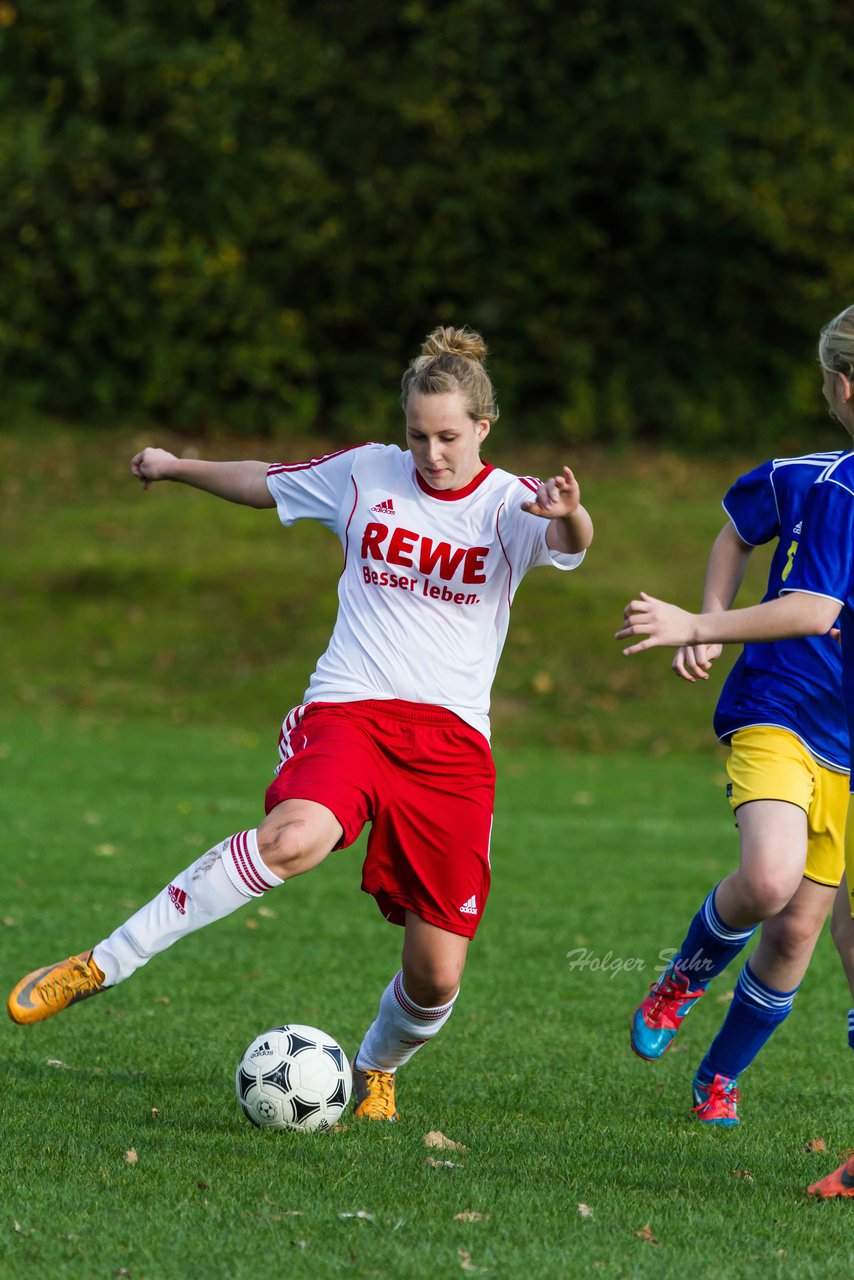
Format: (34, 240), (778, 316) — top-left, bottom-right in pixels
(7, 951), (106, 1025)
(807, 1154), (854, 1199)
(351, 1062), (399, 1121)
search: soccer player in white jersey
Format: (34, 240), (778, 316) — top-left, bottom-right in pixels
(629, 453), (848, 1126)
(7, 326), (593, 1123)
(617, 304), (854, 1196)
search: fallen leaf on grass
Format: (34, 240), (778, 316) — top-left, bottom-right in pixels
(454, 1211), (490, 1222)
(124, 1149), (138, 1166)
(634, 1223), (659, 1245)
(13, 1222), (35, 1236)
(331, 1122), (350, 1133)
(458, 1249), (489, 1274)
(261, 1197), (303, 1216)
(716, 990), (734, 1004)
(802, 1138), (826, 1152)
(424, 1130), (468, 1151)
(424, 1156), (464, 1169)
(577, 1203), (594, 1218)
(730, 1170), (754, 1182)
(46, 1058), (69, 1069)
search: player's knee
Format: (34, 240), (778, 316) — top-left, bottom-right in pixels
(257, 818), (319, 878)
(403, 962), (463, 1008)
(764, 912), (824, 964)
(736, 871), (794, 919)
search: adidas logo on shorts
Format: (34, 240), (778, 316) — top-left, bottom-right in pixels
(370, 497), (395, 515)
(459, 895), (478, 915)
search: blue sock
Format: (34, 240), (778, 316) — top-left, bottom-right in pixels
(696, 960), (798, 1082)
(849, 1009), (854, 1051)
(673, 887), (756, 986)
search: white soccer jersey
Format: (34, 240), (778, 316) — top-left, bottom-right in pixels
(266, 443), (585, 739)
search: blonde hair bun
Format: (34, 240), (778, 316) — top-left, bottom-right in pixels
(401, 324), (498, 423)
(420, 326), (488, 365)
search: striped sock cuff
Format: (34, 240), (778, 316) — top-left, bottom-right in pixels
(735, 961), (798, 1014)
(222, 830), (283, 898)
(393, 972), (457, 1022)
(703, 889), (757, 946)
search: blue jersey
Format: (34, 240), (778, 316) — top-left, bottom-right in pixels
(713, 453), (847, 771)
(783, 450), (854, 776)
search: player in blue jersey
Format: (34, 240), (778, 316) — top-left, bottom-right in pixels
(629, 453), (849, 1125)
(619, 302), (854, 1194)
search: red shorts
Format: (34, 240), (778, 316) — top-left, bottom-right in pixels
(264, 700), (495, 939)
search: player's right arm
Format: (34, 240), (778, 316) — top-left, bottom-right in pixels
(672, 521), (753, 683)
(618, 589), (839, 654)
(131, 448), (275, 508)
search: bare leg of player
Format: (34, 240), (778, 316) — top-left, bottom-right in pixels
(352, 914), (469, 1121)
(7, 800), (342, 1024)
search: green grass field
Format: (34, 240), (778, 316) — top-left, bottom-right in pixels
(1, 426), (852, 1278)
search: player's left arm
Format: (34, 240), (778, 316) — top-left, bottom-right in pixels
(521, 466), (594, 553)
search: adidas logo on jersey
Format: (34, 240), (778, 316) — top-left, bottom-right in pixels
(459, 895), (478, 915)
(370, 497), (395, 515)
(167, 884), (188, 915)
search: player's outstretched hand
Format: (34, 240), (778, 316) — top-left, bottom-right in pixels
(672, 642), (723, 683)
(132, 447), (178, 489)
(616, 592), (698, 655)
(521, 466), (581, 519)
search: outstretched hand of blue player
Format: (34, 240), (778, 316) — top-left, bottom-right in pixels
(617, 592), (698, 654)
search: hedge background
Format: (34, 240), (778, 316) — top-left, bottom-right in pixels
(2, 0), (854, 447)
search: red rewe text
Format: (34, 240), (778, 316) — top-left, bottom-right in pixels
(360, 522), (488, 583)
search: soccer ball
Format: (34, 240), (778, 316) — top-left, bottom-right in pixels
(235, 1024), (352, 1133)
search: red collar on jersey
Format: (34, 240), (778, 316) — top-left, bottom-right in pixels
(414, 461), (495, 501)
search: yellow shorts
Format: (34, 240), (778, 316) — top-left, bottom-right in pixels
(726, 726), (847, 888)
(845, 797), (854, 917)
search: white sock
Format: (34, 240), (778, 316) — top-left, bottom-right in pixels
(93, 831), (282, 985)
(355, 972), (458, 1073)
